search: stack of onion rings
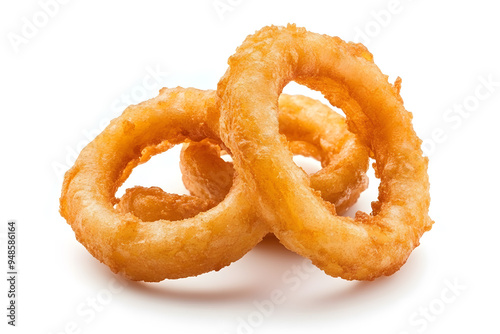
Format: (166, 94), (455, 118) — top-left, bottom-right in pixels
(60, 24), (432, 282)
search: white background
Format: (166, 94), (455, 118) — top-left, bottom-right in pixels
(1, 0), (500, 333)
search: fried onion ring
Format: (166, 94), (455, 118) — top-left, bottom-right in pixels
(119, 94), (369, 221)
(216, 24), (433, 280)
(182, 94), (369, 214)
(60, 90), (368, 281)
(60, 88), (266, 281)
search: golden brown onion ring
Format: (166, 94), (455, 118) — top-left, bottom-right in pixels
(60, 87), (267, 282)
(121, 94), (369, 220)
(60, 89), (369, 282)
(182, 94), (369, 214)
(217, 24), (433, 280)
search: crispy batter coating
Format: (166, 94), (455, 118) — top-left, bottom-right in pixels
(116, 186), (215, 222)
(217, 24), (433, 280)
(180, 140), (235, 204)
